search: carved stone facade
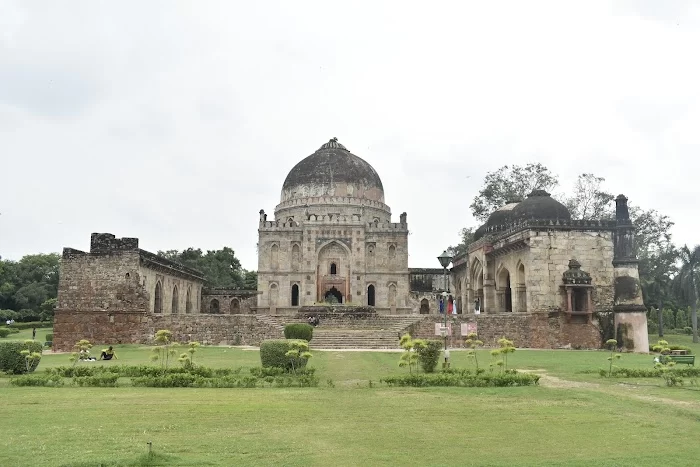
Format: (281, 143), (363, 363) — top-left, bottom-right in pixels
(451, 191), (648, 352)
(257, 139), (411, 315)
(53, 233), (259, 351)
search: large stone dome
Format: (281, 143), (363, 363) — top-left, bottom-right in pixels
(511, 190), (571, 221)
(281, 138), (385, 203)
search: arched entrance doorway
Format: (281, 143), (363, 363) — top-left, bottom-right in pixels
(367, 285), (375, 306)
(325, 287), (343, 304)
(420, 298), (429, 314)
(291, 284), (300, 306)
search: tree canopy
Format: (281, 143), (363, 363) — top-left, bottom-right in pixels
(157, 247), (257, 290)
(0, 253), (60, 321)
(673, 245), (700, 343)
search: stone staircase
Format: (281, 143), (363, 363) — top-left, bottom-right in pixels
(309, 316), (424, 349)
(254, 314), (427, 349)
(254, 315), (285, 334)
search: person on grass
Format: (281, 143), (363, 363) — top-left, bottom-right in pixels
(99, 346), (118, 361)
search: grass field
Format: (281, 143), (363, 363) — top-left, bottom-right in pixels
(2, 332), (700, 466)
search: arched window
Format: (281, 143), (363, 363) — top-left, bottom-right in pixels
(154, 281), (163, 313)
(291, 284), (299, 306)
(172, 286), (179, 314)
(185, 288), (192, 314)
(330, 263), (337, 275)
(292, 244), (301, 271)
(388, 245), (397, 268)
(210, 299), (220, 314)
(230, 299), (240, 313)
(389, 284), (397, 307)
(269, 283), (278, 307)
(497, 268), (512, 312)
(367, 284), (375, 306)
(271, 244), (279, 270)
(125, 272), (130, 279)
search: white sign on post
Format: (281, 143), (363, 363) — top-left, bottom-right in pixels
(435, 323), (451, 336)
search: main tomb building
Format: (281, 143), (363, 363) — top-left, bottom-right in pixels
(257, 138), (411, 313)
(52, 137), (648, 353)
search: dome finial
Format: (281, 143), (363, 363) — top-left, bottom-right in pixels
(319, 138), (348, 151)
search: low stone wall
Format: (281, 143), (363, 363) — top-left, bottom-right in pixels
(53, 311), (284, 351)
(54, 311), (149, 351)
(54, 309), (603, 351)
(402, 313), (602, 349)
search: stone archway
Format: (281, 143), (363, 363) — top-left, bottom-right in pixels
(420, 298), (430, 314)
(317, 241), (350, 303)
(324, 287), (343, 304)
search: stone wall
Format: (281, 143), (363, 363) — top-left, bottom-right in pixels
(53, 312), (284, 351)
(528, 230), (615, 313)
(57, 248), (148, 314)
(403, 313), (602, 349)
(200, 289), (258, 314)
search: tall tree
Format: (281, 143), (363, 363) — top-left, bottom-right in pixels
(446, 227), (476, 257)
(631, 208), (678, 311)
(564, 173), (615, 220)
(0, 253), (60, 319)
(469, 163), (559, 222)
(158, 247), (248, 289)
(673, 245), (700, 343)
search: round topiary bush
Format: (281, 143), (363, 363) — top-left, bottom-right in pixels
(417, 340), (443, 373)
(0, 328), (11, 338)
(284, 323), (313, 342)
(0, 341), (43, 374)
(260, 339), (309, 371)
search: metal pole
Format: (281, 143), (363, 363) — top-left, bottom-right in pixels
(444, 267), (447, 352)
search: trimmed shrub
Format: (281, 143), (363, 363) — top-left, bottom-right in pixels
(74, 374), (119, 387)
(260, 339), (309, 371)
(284, 323), (314, 342)
(10, 374), (64, 387)
(0, 341), (43, 374)
(0, 328), (11, 338)
(381, 371), (540, 387)
(45, 333), (53, 342)
(416, 340), (443, 373)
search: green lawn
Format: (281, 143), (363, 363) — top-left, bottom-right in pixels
(1, 334), (699, 466)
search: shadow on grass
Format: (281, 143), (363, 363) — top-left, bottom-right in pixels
(60, 451), (212, 467)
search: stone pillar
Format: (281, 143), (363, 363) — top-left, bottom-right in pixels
(483, 279), (496, 314)
(612, 194), (649, 353)
(515, 286), (526, 312)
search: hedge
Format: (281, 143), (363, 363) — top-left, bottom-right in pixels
(381, 371), (540, 387)
(260, 339), (309, 371)
(0, 341), (43, 374)
(5, 321), (52, 331)
(284, 323), (314, 341)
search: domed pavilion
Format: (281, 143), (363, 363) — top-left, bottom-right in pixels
(257, 138), (410, 313)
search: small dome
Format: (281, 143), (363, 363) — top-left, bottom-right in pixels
(511, 190), (571, 221)
(281, 138), (384, 203)
(563, 259), (592, 285)
(486, 202), (520, 227)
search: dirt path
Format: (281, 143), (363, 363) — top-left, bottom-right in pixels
(522, 369), (700, 409)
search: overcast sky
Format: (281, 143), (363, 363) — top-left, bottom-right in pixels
(1, 1), (699, 270)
